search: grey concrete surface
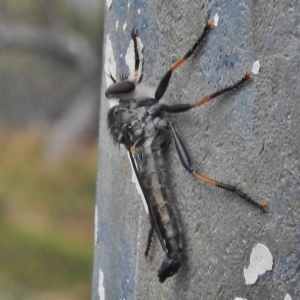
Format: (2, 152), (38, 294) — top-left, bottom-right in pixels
(93, 1), (300, 299)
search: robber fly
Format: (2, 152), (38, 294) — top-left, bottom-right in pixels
(105, 18), (268, 283)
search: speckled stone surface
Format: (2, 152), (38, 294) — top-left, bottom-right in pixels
(93, 1), (300, 299)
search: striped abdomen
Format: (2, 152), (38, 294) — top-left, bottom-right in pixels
(137, 145), (183, 282)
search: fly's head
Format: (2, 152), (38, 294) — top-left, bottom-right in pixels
(157, 255), (181, 283)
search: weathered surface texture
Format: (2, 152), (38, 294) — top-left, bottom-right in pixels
(93, 1), (300, 299)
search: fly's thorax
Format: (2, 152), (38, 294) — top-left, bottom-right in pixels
(120, 106), (147, 124)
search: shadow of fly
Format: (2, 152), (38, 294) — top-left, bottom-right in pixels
(105, 18), (268, 283)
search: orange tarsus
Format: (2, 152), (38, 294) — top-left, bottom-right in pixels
(193, 173), (217, 186)
(261, 201), (269, 213)
(192, 96), (212, 108)
(170, 57), (186, 71)
(245, 71), (254, 82)
(207, 20), (215, 29)
(145, 254), (152, 261)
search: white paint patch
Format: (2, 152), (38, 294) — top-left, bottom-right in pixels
(106, 0), (112, 9)
(116, 20), (119, 30)
(123, 21), (127, 31)
(213, 13), (219, 27)
(98, 269), (105, 300)
(234, 298), (247, 300)
(104, 35), (118, 108)
(94, 205), (98, 245)
(252, 60), (260, 75)
(284, 294), (292, 300)
(104, 35), (117, 88)
(125, 36), (144, 82)
(134, 212), (144, 292)
(244, 243), (273, 285)
(128, 152), (148, 214)
(138, 8), (141, 15)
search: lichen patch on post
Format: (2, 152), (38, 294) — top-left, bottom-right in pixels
(213, 13), (219, 27)
(106, 0), (112, 9)
(104, 35), (118, 108)
(94, 205), (98, 245)
(104, 35), (117, 87)
(284, 294), (292, 300)
(252, 60), (260, 75)
(244, 243), (273, 285)
(234, 298), (247, 300)
(98, 269), (105, 300)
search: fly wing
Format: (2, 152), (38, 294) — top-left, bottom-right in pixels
(128, 151), (167, 253)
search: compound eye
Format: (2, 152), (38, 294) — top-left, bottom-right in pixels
(105, 80), (135, 98)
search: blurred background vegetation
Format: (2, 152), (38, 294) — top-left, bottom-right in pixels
(0, 0), (103, 299)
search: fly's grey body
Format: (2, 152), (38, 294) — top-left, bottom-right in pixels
(107, 97), (183, 282)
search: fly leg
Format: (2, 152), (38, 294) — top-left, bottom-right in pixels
(131, 29), (144, 84)
(170, 124), (269, 212)
(162, 72), (253, 113)
(155, 19), (215, 101)
(145, 225), (154, 261)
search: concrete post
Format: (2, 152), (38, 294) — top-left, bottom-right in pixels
(93, 1), (300, 299)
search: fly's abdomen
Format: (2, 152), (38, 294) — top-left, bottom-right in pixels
(140, 154), (179, 234)
(138, 150), (183, 282)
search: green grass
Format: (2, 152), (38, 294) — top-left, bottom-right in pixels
(0, 129), (97, 300)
